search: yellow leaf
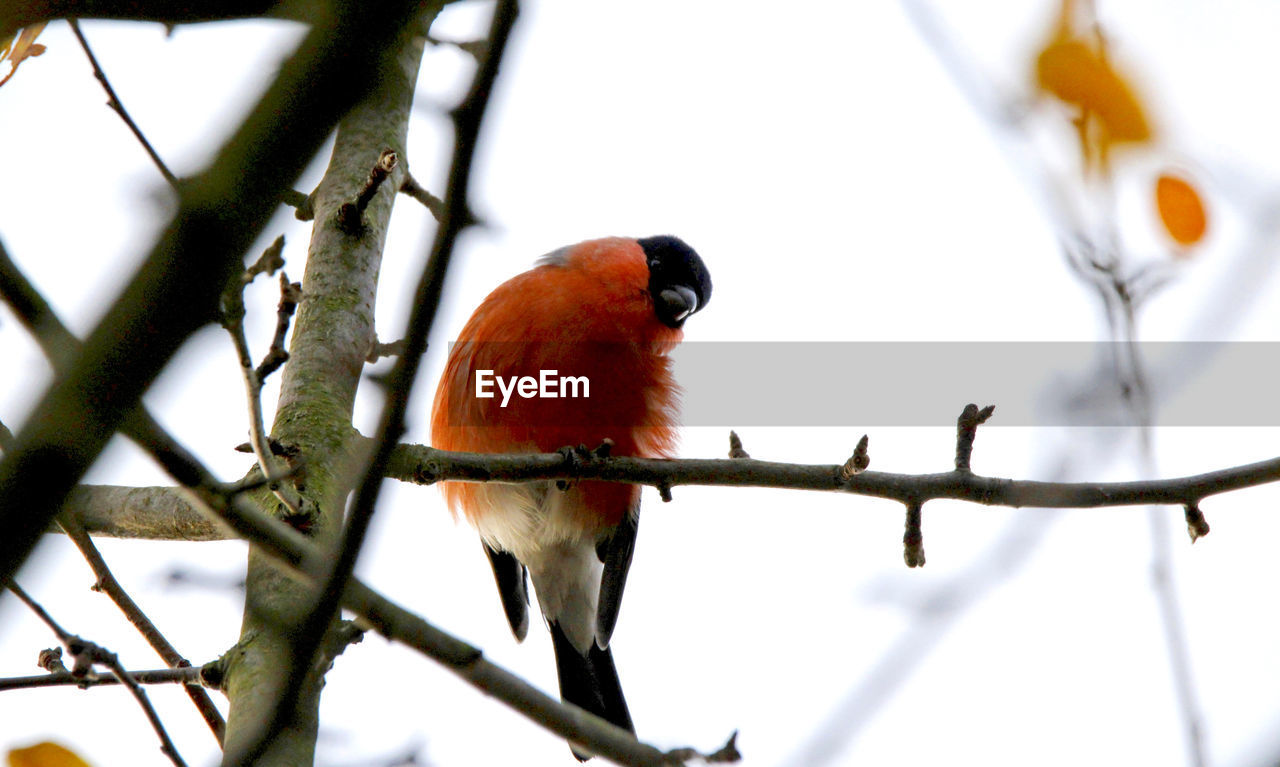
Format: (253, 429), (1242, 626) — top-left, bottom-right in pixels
(0, 22), (49, 89)
(7, 742), (92, 767)
(1035, 38), (1151, 145)
(1155, 172), (1208, 248)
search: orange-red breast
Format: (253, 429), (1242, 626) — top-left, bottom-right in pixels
(430, 235), (711, 758)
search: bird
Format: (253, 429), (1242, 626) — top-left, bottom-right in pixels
(430, 235), (711, 759)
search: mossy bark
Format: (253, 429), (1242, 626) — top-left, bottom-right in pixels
(219, 21), (434, 766)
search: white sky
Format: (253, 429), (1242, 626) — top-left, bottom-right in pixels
(3, 1), (1280, 766)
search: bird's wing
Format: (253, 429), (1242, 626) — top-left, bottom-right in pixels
(594, 504), (639, 649)
(483, 541), (530, 641)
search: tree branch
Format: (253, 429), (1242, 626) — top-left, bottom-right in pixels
(0, 0), (443, 598)
(250, 0), (520, 759)
(59, 514), (226, 743)
(7, 582), (189, 767)
(2, 1), (316, 39)
(385, 435), (1278, 519)
(69, 18), (177, 186)
(0, 665), (206, 692)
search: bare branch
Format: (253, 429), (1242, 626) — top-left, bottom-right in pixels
(366, 336), (407, 362)
(254, 272), (301, 382)
(249, 0), (521, 759)
(0, 0), (438, 589)
(243, 234), (285, 282)
(220, 244), (305, 518)
(337, 149), (399, 234)
(838, 434), (870, 479)
(0, 665), (206, 692)
(954, 403), (995, 472)
(902, 500), (924, 568)
(6, 583), (190, 767)
(58, 485), (228, 540)
(69, 19), (178, 187)
(108, 412), (712, 766)
(399, 173), (443, 221)
(59, 514), (225, 743)
(280, 188), (315, 220)
(1184, 502), (1210, 543)
(384, 437), (1272, 515)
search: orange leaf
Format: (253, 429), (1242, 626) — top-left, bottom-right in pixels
(7, 742), (92, 767)
(1035, 38), (1152, 145)
(1155, 173), (1208, 247)
(0, 22), (49, 89)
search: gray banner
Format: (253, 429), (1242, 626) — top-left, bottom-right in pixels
(441, 342), (1280, 426)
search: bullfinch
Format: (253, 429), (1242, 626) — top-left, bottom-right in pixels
(430, 235), (711, 759)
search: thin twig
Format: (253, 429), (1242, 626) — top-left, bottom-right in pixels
(366, 336), (407, 362)
(67, 24), (313, 215)
(255, 272), (301, 382)
(838, 435), (870, 479)
(243, 1), (522, 760)
(59, 514), (225, 743)
(220, 244), (304, 517)
(0, 666), (204, 692)
(280, 188), (315, 220)
(7, 583), (190, 767)
(69, 19), (178, 187)
(400, 173), (443, 220)
(337, 149), (399, 233)
(954, 403), (995, 472)
(902, 500), (925, 568)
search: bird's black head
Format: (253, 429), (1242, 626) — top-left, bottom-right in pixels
(638, 235), (712, 329)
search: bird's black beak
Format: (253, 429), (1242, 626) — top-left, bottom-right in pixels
(656, 285), (699, 328)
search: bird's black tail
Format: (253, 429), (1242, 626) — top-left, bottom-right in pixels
(550, 621), (634, 761)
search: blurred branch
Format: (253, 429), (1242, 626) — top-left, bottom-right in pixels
(6, 582), (189, 767)
(901, 3), (1212, 762)
(2, 0), (316, 38)
(59, 513), (226, 743)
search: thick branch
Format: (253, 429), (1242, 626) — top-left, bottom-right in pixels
(59, 485), (230, 540)
(49, 442), (1280, 546)
(266, 0), (520, 758)
(221, 7), (439, 766)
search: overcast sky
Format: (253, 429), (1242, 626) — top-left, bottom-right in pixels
(3, 2), (1280, 766)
